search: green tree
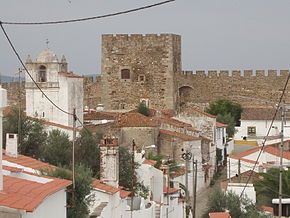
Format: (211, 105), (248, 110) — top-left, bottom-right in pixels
(203, 188), (269, 218)
(254, 168), (290, 206)
(3, 107), (47, 158)
(46, 165), (93, 218)
(42, 129), (71, 167)
(137, 102), (150, 116)
(217, 113), (236, 137)
(205, 99), (243, 125)
(75, 129), (101, 178)
(119, 146), (139, 189)
(146, 152), (163, 169)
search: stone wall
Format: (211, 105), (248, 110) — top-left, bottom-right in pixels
(84, 76), (102, 109)
(1, 81), (25, 108)
(101, 34), (181, 111)
(177, 70), (290, 108)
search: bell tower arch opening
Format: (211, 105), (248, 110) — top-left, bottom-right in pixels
(38, 65), (47, 82)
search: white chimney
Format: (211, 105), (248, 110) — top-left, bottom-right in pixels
(0, 86), (7, 191)
(99, 137), (119, 188)
(6, 133), (18, 158)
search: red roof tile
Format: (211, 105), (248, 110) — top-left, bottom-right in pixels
(143, 159), (157, 166)
(160, 129), (201, 141)
(209, 212), (231, 218)
(3, 166), (23, 173)
(152, 117), (191, 128)
(191, 107), (216, 118)
(216, 122), (228, 128)
(163, 186), (179, 194)
(58, 72), (83, 78)
(261, 206), (274, 213)
(84, 111), (119, 121)
(3, 150), (56, 172)
(187, 127), (200, 133)
(120, 190), (131, 199)
(92, 179), (122, 194)
(0, 175), (71, 212)
(115, 112), (159, 128)
(178, 198), (185, 203)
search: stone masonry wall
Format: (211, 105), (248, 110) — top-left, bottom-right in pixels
(177, 70), (290, 108)
(101, 34), (181, 111)
(1, 81), (25, 108)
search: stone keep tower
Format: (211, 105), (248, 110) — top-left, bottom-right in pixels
(25, 48), (84, 127)
(101, 34), (181, 111)
(99, 137), (119, 188)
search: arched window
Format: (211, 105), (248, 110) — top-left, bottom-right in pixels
(121, 69), (130, 80)
(38, 65), (47, 82)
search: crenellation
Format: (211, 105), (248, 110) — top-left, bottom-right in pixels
(219, 70), (229, 78)
(244, 70), (253, 77)
(256, 70), (265, 77)
(280, 70), (289, 77)
(268, 70), (277, 77)
(208, 70), (218, 78)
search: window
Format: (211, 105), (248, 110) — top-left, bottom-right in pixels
(121, 69), (130, 80)
(138, 75), (145, 82)
(247, 127), (256, 136)
(38, 65), (47, 82)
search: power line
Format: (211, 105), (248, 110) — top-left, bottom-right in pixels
(0, 0), (175, 26)
(239, 73), (290, 199)
(0, 23), (73, 116)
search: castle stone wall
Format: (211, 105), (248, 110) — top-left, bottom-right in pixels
(101, 34), (181, 111)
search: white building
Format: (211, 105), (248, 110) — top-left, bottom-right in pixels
(0, 86), (71, 218)
(25, 48), (83, 130)
(216, 122), (234, 165)
(235, 107), (290, 145)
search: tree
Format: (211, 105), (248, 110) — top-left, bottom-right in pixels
(146, 152), (163, 169)
(217, 113), (236, 137)
(42, 129), (71, 167)
(205, 99), (243, 125)
(75, 129), (101, 178)
(45, 164), (93, 218)
(203, 188), (269, 218)
(3, 107), (47, 158)
(137, 102), (150, 116)
(119, 146), (139, 189)
(254, 168), (290, 206)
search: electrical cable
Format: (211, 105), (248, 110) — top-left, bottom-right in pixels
(239, 73), (290, 199)
(0, 0), (175, 25)
(0, 23), (73, 116)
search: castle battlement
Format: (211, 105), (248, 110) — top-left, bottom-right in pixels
(180, 70), (289, 78)
(102, 33), (180, 42)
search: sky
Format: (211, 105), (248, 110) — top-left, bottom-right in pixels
(1, 0), (290, 76)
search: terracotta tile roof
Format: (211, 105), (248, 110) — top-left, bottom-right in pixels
(209, 212), (231, 218)
(120, 190), (131, 199)
(143, 159), (157, 166)
(216, 122), (228, 128)
(84, 111), (119, 121)
(178, 198), (185, 203)
(154, 201), (164, 205)
(160, 109), (176, 118)
(114, 112), (159, 128)
(241, 107), (286, 120)
(92, 179), (122, 194)
(187, 127), (200, 133)
(191, 107), (216, 118)
(58, 72), (83, 78)
(0, 174), (71, 212)
(163, 186), (179, 194)
(171, 167), (187, 178)
(261, 206), (274, 213)
(160, 129), (201, 141)
(28, 117), (78, 132)
(3, 166), (23, 173)
(3, 150), (56, 172)
(152, 117), (191, 128)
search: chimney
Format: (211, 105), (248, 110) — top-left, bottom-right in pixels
(6, 133), (18, 158)
(0, 86), (7, 191)
(99, 137), (119, 188)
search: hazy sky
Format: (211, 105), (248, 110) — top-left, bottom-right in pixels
(1, 0), (290, 76)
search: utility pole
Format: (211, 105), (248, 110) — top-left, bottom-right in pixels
(72, 108), (76, 207)
(182, 149), (192, 215)
(228, 158), (231, 183)
(238, 159), (241, 183)
(17, 68), (22, 149)
(279, 105), (285, 218)
(131, 139), (136, 218)
(192, 158), (197, 218)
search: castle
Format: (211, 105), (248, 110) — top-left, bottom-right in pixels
(84, 33), (290, 111)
